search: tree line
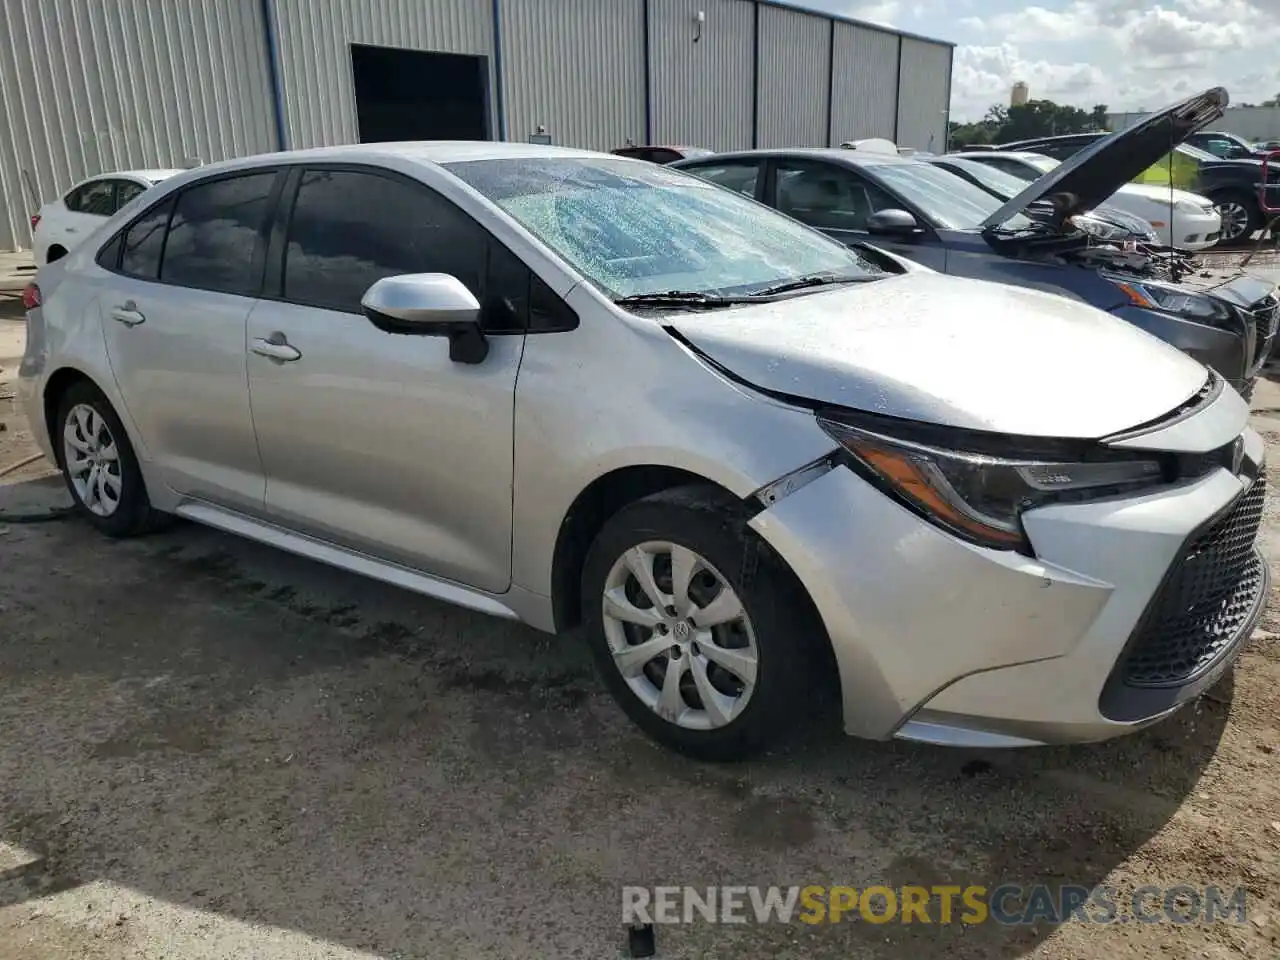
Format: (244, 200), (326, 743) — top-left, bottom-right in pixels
(948, 93), (1280, 150)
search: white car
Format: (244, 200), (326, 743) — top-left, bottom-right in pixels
(32, 170), (181, 266)
(959, 151), (1222, 250)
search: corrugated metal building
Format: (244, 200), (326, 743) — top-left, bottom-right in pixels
(0, 0), (953, 251)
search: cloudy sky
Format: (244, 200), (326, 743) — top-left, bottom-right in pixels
(800, 0), (1279, 122)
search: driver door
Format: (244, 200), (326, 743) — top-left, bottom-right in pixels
(244, 167), (527, 592)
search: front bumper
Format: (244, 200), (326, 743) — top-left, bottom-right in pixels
(1169, 209), (1222, 251)
(749, 429), (1267, 746)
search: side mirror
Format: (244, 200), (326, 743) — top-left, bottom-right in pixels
(361, 273), (488, 364)
(867, 209), (920, 236)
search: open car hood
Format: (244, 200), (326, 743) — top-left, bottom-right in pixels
(981, 88), (1228, 231)
(669, 273), (1208, 439)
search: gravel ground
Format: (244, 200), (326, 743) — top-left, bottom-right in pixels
(1, 309), (1279, 959)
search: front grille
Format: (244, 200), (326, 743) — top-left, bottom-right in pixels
(1121, 476), (1267, 687)
(1249, 294), (1278, 373)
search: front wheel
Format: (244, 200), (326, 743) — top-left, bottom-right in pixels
(1212, 193), (1262, 245)
(581, 485), (817, 760)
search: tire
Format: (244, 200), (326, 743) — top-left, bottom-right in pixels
(1211, 191), (1262, 246)
(55, 381), (162, 537)
(581, 484), (818, 761)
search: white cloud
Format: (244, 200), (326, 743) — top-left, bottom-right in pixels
(947, 1), (1280, 119)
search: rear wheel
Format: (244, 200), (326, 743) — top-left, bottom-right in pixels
(1211, 192), (1262, 245)
(581, 485), (817, 760)
(55, 382), (162, 537)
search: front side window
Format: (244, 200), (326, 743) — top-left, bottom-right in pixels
(67, 180), (116, 216)
(160, 172), (276, 295)
(282, 169), (486, 314)
(683, 161), (761, 198)
(866, 162), (1032, 230)
(774, 162), (897, 231)
(116, 181), (146, 210)
(446, 157), (881, 300)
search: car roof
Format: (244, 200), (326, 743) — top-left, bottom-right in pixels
(199, 141), (607, 175)
(83, 168), (184, 184)
(1001, 132), (1106, 147)
(949, 151), (1052, 163)
(677, 147), (915, 168)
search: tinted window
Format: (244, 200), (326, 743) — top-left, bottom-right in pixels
(775, 162), (897, 231)
(120, 198), (174, 279)
(116, 181), (146, 210)
(648, 149), (682, 165)
(982, 157), (1041, 180)
(67, 180), (116, 216)
(282, 169), (485, 314)
(161, 173), (275, 295)
(685, 161), (761, 197)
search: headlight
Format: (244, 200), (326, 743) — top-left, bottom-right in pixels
(1072, 215), (1126, 242)
(817, 418), (1164, 552)
(1109, 278), (1236, 326)
(1174, 199), (1209, 214)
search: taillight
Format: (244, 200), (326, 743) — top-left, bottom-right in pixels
(29, 213), (40, 230)
(21, 283), (41, 310)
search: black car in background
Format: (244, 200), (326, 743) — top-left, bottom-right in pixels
(611, 144), (713, 164)
(1186, 131), (1276, 160)
(1000, 131), (1280, 244)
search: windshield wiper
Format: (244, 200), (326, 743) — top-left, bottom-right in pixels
(613, 290), (761, 310)
(748, 272), (882, 297)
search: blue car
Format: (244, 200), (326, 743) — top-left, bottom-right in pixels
(673, 87), (1277, 398)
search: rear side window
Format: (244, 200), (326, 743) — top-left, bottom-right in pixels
(119, 198), (174, 279)
(160, 172), (275, 296)
(282, 169), (486, 314)
(66, 180), (116, 216)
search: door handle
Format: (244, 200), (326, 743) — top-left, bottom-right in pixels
(110, 301), (145, 327)
(250, 332), (301, 363)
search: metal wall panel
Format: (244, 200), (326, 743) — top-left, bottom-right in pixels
(895, 37), (952, 152)
(756, 4), (829, 148)
(500, 0), (645, 151)
(829, 22), (898, 146)
(649, 0), (753, 151)
(0, 0), (276, 251)
(271, 0), (493, 149)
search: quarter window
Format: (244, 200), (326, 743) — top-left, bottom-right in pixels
(160, 172), (275, 296)
(119, 198), (174, 279)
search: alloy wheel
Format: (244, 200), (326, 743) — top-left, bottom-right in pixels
(62, 403), (123, 517)
(601, 541), (758, 730)
(1215, 201), (1251, 243)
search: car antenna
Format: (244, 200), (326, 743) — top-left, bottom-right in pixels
(1166, 120), (1186, 283)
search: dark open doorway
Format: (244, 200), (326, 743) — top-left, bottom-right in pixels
(350, 44), (490, 142)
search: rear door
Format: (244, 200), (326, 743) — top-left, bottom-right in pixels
(244, 166), (532, 591)
(97, 170), (279, 511)
(768, 158), (949, 270)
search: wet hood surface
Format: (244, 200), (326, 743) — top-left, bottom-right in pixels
(982, 88), (1229, 229)
(669, 273), (1208, 439)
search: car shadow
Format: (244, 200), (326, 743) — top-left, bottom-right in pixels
(0, 496), (1230, 959)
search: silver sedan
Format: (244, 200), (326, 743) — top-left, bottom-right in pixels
(18, 142), (1268, 759)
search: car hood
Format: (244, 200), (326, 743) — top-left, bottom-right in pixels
(1116, 183), (1213, 206)
(981, 88), (1228, 231)
(670, 273), (1207, 439)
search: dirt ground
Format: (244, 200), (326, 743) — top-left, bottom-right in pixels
(1, 302), (1279, 960)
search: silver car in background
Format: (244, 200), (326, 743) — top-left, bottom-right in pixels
(19, 143), (1268, 759)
